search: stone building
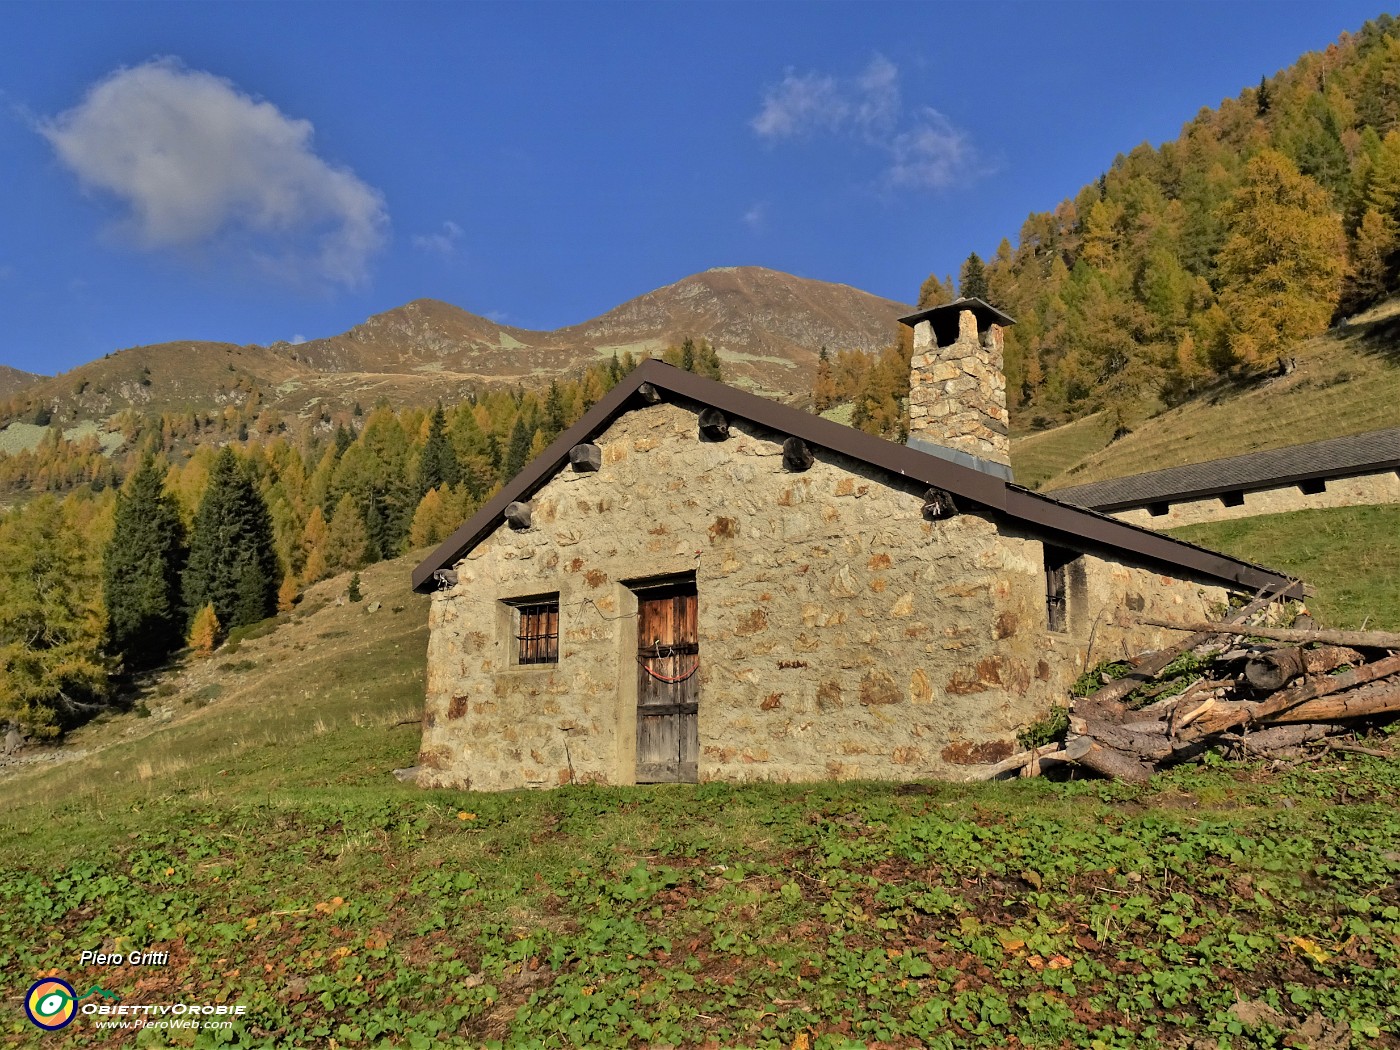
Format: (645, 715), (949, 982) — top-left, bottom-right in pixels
(411, 299), (1297, 791)
(1049, 427), (1400, 529)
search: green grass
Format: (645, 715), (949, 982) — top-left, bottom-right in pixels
(1170, 504), (1400, 631)
(819, 403), (855, 426)
(3, 754), (1399, 1047)
(1, 556), (1399, 1047)
(1011, 413), (1114, 490)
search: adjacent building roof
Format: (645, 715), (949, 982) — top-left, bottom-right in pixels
(411, 360), (1300, 597)
(1050, 427), (1400, 512)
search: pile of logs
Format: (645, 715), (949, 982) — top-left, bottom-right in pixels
(987, 596), (1400, 783)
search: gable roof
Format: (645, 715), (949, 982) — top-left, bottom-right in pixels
(412, 360), (1300, 596)
(1049, 427), (1400, 512)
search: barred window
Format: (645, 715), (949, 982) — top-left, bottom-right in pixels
(1044, 545), (1077, 634)
(513, 600), (559, 665)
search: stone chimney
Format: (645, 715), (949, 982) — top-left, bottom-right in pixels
(900, 297), (1015, 478)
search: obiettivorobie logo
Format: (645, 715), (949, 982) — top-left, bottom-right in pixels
(24, 976), (245, 1033)
(24, 979), (120, 1031)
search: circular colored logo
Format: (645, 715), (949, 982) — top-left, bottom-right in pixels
(25, 979), (77, 1031)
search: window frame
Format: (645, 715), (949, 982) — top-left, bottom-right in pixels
(1043, 544), (1078, 634)
(506, 595), (560, 667)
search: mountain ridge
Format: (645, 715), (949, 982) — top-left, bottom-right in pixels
(1, 267), (908, 428)
(0, 365), (44, 401)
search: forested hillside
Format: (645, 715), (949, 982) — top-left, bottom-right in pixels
(0, 346), (725, 735)
(984, 15), (1400, 429)
(814, 16), (1400, 440)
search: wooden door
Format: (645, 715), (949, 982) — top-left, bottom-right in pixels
(635, 581), (699, 783)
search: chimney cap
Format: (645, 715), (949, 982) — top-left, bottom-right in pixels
(898, 296), (1016, 331)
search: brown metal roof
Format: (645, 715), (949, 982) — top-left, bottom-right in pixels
(412, 360), (1299, 596)
(1049, 427), (1400, 511)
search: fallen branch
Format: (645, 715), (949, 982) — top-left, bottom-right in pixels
(1138, 677), (1233, 720)
(1069, 738), (1155, 784)
(1139, 618), (1400, 651)
(1079, 591), (1286, 720)
(1075, 718), (1174, 761)
(1319, 740), (1392, 758)
(1229, 723), (1345, 754)
(960, 741), (1076, 781)
(1243, 645), (1362, 692)
(1191, 653), (1400, 736)
(1175, 697), (1217, 731)
(1267, 679), (1400, 724)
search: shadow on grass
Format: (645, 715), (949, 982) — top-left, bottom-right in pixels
(1349, 313), (1400, 366)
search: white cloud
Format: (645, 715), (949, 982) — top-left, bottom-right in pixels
(39, 58), (388, 286)
(750, 55), (978, 190)
(742, 202), (767, 230)
(751, 71), (848, 138)
(289, 334), (307, 345)
(412, 220), (463, 257)
(888, 108), (977, 189)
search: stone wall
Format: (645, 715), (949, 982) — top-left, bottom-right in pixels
(418, 401), (1237, 791)
(908, 308), (1009, 467)
(1109, 470), (1400, 529)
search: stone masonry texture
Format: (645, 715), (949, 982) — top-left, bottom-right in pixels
(417, 401), (1230, 791)
(1110, 471), (1400, 529)
(908, 308), (1009, 467)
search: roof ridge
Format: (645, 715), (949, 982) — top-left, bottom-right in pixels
(1051, 426), (1400, 510)
(412, 361), (1298, 596)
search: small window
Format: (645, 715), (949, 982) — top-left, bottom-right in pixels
(511, 598), (559, 665)
(1298, 477), (1326, 496)
(1147, 501), (1170, 518)
(1044, 544), (1077, 633)
(1220, 490), (1245, 508)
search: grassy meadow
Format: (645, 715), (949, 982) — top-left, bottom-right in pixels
(1170, 504), (1400, 631)
(0, 531), (1398, 1047)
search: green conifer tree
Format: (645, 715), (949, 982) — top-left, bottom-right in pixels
(103, 454), (188, 672)
(329, 411), (413, 561)
(959, 252), (989, 301)
(504, 416), (532, 478)
(543, 382), (566, 439)
(183, 448), (281, 631)
(415, 403), (459, 499)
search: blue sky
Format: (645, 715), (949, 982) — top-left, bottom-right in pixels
(0, 2), (1386, 376)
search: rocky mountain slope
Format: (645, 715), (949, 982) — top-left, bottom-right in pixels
(0, 365), (43, 401)
(1, 267), (908, 428)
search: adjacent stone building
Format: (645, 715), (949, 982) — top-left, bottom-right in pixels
(412, 299), (1298, 791)
(1050, 427), (1400, 529)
